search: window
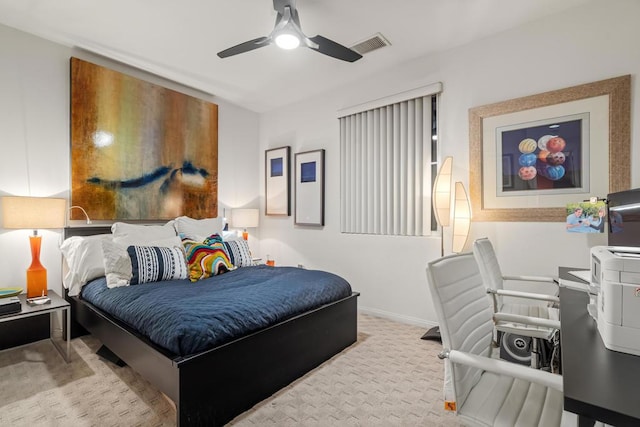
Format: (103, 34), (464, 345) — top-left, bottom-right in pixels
(339, 84), (441, 236)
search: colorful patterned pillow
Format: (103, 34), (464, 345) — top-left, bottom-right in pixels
(182, 234), (233, 282)
(223, 239), (254, 267)
(127, 245), (188, 285)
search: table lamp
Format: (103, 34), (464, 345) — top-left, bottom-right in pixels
(2, 196), (66, 298)
(231, 208), (259, 240)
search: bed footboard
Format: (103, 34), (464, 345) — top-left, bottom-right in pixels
(176, 292), (358, 426)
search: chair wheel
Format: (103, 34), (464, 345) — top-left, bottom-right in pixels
(500, 333), (532, 365)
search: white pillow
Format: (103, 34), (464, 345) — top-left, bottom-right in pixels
(111, 221), (178, 247)
(113, 234), (182, 249)
(111, 221), (177, 240)
(60, 234), (112, 296)
(102, 239), (132, 288)
(103, 235), (184, 288)
(174, 216), (224, 241)
(223, 239), (254, 267)
(222, 229), (241, 241)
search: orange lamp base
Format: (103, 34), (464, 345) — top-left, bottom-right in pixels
(242, 231), (249, 240)
(26, 235), (48, 298)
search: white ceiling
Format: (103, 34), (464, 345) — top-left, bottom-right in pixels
(0, 0), (592, 113)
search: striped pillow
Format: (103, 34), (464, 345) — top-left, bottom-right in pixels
(223, 239), (254, 267)
(127, 245), (188, 285)
(182, 234), (233, 282)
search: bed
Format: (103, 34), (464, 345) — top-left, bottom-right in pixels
(63, 226), (359, 426)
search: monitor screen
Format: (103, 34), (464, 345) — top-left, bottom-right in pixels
(607, 188), (640, 247)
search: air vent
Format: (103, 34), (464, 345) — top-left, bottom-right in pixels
(350, 33), (390, 55)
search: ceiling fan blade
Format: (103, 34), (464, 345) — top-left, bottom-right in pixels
(307, 35), (362, 62)
(273, 0), (295, 15)
(217, 36), (271, 58)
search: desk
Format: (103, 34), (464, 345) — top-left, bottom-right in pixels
(559, 268), (640, 426)
(0, 290), (70, 362)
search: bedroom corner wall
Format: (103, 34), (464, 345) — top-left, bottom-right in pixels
(258, 0), (640, 327)
(0, 24), (260, 296)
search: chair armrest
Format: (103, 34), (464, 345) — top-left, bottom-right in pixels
(488, 288), (560, 304)
(494, 312), (561, 330)
(503, 275), (558, 286)
(439, 349), (563, 392)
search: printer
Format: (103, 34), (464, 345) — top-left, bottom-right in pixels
(589, 246), (640, 356)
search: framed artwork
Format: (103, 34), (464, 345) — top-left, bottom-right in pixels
(295, 149), (325, 226)
(469, 75), (630, 221)
(265, 146), (291, 216)
(70, 57), (218, 221)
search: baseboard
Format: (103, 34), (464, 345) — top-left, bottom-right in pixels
(358, 306), (437, 329)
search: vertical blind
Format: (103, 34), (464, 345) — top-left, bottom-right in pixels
(339, 86), (439, 236)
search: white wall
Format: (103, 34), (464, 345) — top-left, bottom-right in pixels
(0, 24), (260, 296)
(259, 0), (640, 327)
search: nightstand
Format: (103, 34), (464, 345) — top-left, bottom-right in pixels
(0, 290), (70, 362)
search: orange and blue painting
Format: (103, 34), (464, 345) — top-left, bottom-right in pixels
(70, 57), (218, 220)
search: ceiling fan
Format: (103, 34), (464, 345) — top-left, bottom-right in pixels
(217, 0), (362, 63)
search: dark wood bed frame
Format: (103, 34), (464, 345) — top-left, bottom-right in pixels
(63, 227), (359, 426)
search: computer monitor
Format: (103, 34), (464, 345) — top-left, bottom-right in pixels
(607, 188), (640, 248)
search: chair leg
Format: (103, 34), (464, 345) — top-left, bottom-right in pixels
(531, 339), (539, 369)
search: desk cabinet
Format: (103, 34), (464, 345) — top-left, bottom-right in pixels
(559, 268), (640, 426)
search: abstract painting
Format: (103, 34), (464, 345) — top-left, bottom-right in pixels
(70, 57), (218, 220)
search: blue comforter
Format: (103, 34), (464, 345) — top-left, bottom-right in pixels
(81, 265), (352, 357)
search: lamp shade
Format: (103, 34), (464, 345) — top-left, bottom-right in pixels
(231, 208), (259, 228)
(451, 182), (472, 253)
(2, 196), (66, 229)
(432, 156), (453, 227)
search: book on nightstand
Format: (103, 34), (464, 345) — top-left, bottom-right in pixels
(0, 297), (21, 315)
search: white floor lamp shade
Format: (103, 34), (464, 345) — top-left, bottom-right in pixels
(451, 182), (472, 253)
(432, 156), (453, 227)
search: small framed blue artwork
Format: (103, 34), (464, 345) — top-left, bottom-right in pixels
(295, 149), (325, 226)
(300, 161), (316, 183)
(265, 146), (290, 215)
(270, 157), (283, 177)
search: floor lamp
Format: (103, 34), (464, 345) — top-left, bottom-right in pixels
(424, 178), (472, 342)
(423, 156), (453, 341)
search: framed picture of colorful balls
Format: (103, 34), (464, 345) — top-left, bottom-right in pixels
(497, 112), (589, 194)
(469, 75), (630, 222)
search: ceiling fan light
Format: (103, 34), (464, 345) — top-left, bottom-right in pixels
(275, 33), (300, 50)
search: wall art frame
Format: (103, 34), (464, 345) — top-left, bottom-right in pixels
(70, 57), (219, 221)
(295, 149), (325, 226)
(265, 146), (291, 216)
(469, 75), (630, 222)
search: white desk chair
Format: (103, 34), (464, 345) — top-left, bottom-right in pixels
(426, 253), (575, 426)
(473, 237), (560, 369)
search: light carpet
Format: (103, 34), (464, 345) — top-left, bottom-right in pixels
(0, 314), (461, 426)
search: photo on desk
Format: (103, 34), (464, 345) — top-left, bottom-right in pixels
(566, 200), (606, 233)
